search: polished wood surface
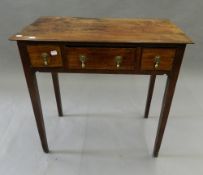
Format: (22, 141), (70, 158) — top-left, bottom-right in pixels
(65, 47), (136, 70)
(17, 41), (49, 153)
(10, 16), (192, 44)
(141, 48), (176, 71)
(153, 46), (185, 157)
(27, 45), (63, 67)
(10, 17), (192, 157)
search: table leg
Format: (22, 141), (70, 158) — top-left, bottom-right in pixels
(52, 73), (63, 116)
(152, 46), (185, 157)
(27, 72), (49, 153)
(144, 75), (156, 118)
(17, 42), (49, 153)
(153, 75), (177, 157)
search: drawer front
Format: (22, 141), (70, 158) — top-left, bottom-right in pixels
(65, 47), (136, 70)
(141, 48), (176, 71)
(27, 45), (63, 67)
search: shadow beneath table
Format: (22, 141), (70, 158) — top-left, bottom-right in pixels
(50, 148), (152, 158)
(61, 112), (144, 119)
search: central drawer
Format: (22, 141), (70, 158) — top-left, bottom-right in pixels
(65, 47), (136, 70)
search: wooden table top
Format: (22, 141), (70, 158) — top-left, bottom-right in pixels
(9, 16), (192, 44)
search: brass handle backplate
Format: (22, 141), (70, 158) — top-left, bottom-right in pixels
(79, 55), (87, 69)
(41, 52), (49, 66)
(154, 56), (160, 69)
(115, 56), (123, 68)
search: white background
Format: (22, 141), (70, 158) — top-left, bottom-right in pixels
(0, 0), (203, 174)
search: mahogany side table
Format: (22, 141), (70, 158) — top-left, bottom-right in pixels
(9, 17), (193, 157)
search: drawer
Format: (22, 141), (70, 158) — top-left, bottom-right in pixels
(65, 47), (136, 70)
(141, 48), (176, 71)
(27, 45), (63, 67)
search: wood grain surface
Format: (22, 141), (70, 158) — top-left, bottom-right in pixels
(141, 48), (176, 71)
(9, 16), (192, 44)
(65, 47), (136, 70)
(27, 45), (63, 67)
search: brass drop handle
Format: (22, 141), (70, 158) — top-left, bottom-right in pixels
(154, 56), (160, 69)
(115, 56), (123, 68)
(41, 52), (49, 66)
(79, 55), (87, 69)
